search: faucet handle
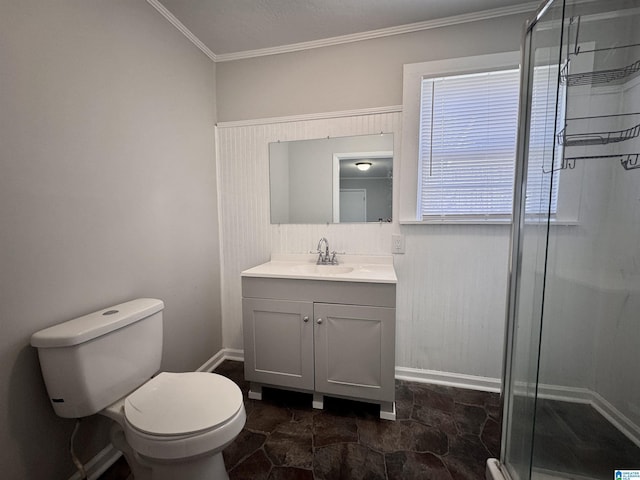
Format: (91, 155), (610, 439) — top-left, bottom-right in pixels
(312, 247), (326, 263)
(329, 251), (345, 265)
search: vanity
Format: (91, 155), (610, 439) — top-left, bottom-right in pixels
(241, 254), (397, 420)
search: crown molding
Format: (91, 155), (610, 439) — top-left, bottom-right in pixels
(147, 0), (538, 64)
(146, 0), (217, 62)
(216, 2), (539, 62)
(216, 105), (402, 129)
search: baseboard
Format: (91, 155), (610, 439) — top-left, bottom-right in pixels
(68, 445), (122, 480)
(198, 348), (245, 372)
(591, 390), (640, 448)
(196, 349), (227, 372)
(204, 348), (502, 393)
(536, 383), (592, 404)
(221, 348), (245, 363)
(537, 383), (640, 448)
(395, 366), (502, 393)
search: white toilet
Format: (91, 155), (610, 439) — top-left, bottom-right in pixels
(30, 298), (246, 480)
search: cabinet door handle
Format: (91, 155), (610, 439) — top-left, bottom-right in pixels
(316, 318), (323, 324)
(303, 316), (309, 323)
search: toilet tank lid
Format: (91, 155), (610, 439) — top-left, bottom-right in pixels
(30, 298), (164, 348)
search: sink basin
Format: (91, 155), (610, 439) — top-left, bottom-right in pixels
(291, 264), (354, 275)
(241, 254), (397, 284)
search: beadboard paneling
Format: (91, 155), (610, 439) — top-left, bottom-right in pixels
(217, 110), (509, 379)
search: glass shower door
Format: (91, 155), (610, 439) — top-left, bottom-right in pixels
(531, 0), (640, 477)
(502, 0), (640, 479)
(501, 1), (566, 478)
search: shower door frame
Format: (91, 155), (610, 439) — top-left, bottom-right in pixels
(500, 0), (565, 478)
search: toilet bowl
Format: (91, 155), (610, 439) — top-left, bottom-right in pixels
(103, 372), (246, 480)
(30, 298), (246, 480)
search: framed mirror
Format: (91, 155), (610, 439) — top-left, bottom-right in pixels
(269, 133), (393, 224)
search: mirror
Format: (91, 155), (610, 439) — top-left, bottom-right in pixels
(269, 133), (393, 224)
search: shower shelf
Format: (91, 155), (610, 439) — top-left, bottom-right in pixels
(557, 121), (640, 146)
(562, 15), (640, 87)
(542, 153), (640, 173)
(542, 157), (577, 174)
(560, 59), (640, 87)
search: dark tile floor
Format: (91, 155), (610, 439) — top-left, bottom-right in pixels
(100, 360), (501, 480)
(532, 398), (640, 479)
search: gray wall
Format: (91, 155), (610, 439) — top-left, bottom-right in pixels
(216, 12), (530, 121)
(0, 1), (220, 478)
(341, 178), (392, 222)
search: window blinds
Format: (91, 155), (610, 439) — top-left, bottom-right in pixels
(525, 65), (562, 217)
(418, 67), (559, 220)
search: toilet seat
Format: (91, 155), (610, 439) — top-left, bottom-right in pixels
(122, 372), (246, 460)
(125, 372), (242, 436)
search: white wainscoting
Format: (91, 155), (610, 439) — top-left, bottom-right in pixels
(216, 108), (510, 380)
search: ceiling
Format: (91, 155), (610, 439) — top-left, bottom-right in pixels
(340, 157), (393, 179)
(154, 0), (538, 58)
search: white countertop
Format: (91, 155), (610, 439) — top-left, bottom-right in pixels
(241, 254), (397, 284)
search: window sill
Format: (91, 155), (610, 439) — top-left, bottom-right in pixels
(399, 218), (580, 226)
(400, 218), (512, 225)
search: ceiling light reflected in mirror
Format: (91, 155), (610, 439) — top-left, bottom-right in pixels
(269, 133), (393, 224)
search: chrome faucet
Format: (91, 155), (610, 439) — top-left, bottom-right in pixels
(315, 237), (338, 265)
(316, 237), (329, 264)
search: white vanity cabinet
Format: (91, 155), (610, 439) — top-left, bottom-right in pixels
(242, 274), (396, 420)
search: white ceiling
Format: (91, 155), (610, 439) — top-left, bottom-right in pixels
(155, 0), (538, 57)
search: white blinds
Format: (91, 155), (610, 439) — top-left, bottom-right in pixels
(418, 68), (559, 220)
(525, 64), (561, 217)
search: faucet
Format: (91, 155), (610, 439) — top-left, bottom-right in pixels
(316, 237), (329, 264)
(315, 237), (338, 265)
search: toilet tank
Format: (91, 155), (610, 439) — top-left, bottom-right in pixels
(31, 298), (164, 418)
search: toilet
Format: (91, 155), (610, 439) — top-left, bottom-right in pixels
(30, 298), (246, 480)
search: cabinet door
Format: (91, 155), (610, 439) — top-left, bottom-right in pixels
(314, 303), (395, 402)
(243, 298), (314, 390)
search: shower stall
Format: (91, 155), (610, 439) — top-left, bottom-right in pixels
(494, 0), (640, 478)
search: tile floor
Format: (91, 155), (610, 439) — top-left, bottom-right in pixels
(99, 360), (501, 480)
(532, 398), (640, 478)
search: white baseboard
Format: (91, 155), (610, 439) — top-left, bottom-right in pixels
(536, 383), (640, 448)
(591, 390), (640, 448)
(198, 348), (245, 372)
(203, 348), (502, 393)
(220, 348), (245, 363)
(68, 445), (122, 480)
(395, 366), (502, 393)
(536, 383), (592, 404)
(196, 349), (227, 372)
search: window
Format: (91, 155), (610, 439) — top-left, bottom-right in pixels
(400, 52), (563, 223)
(525, 64), (563, 219)
(418, 68), (521, 219)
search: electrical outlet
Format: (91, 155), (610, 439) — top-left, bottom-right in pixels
(392, 234), (405, 254)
